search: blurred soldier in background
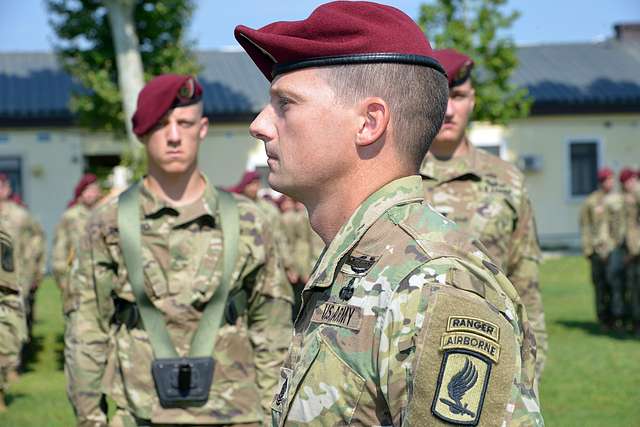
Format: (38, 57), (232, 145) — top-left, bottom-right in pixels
(65, 74), (292, 426)
(231, 170), (298, 284)
(621, 168), (640, 335)
(0, 226), (26, 411)
(279, 195), (324, 319)
(0, 174), (45, 374)
(420, 48), (547, 381)
(52, 174), (102, 314)
(580, 168), (625, 331)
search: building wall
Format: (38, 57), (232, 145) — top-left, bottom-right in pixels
(471, 113), (640, 248)
(0, 123), (260, 260)
(0, 128), (84, 258)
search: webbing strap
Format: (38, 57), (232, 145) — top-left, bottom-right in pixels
(190, 190), (239, 357)
(117, 182), (239, 359)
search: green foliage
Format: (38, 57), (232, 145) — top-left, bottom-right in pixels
(418, 0), (531, 124)
(46, 0), (201, 136)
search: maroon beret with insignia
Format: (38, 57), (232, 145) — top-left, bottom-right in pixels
(433, 48), (474, 87)
(234, 1), (445, 81)
(131, 74), (203, 137)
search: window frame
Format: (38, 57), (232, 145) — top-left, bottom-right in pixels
(565, 137), (603, 202)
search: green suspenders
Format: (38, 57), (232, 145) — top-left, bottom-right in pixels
(117, 181), (239, 406)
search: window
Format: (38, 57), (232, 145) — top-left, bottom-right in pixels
(477, 145), (501, 157)
(569, 141), (598, 197)
(0, 157), (23, 199)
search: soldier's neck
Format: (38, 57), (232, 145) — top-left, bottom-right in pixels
(145, 165), (206, 207)
(430, 136), (470, 160)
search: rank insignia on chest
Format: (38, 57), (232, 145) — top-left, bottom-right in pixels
(432, 350), (491, 425)
(341, 254), (378, 276)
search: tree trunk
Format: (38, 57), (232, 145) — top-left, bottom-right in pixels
(105, 0), (145, 157)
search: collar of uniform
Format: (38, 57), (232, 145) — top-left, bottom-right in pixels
(138, 174), (218, 226)
(419, 142), (482, 183)
(309, 175), (424, 287)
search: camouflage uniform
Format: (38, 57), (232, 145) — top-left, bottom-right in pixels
(0, 201), (41, 343)
(281, 209), (325, 319)
(271, 176), (542, 426)
(580, 190), (625, 326)
(257, 198), (296, 277)
(624, 190), (640, 331)
(66, 178), (293, 426)
(52, 203), (93, 314)
(0, 225), (26, 409)
(420, 145), (547, 380)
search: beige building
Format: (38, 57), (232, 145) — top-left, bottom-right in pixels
(0, 24), (639, 250)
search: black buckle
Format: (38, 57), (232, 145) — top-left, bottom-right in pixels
(152, 357), (214, 408)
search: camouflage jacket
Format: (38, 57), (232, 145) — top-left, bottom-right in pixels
(271, 176), (542, 426)
(604, 192), (626, 247)
(420, 145), (546, 380)
(258, 198), (295, 273)
(66, 177), (293, 426)
(281, 210), (324, 280)
(0, 224), (26, 378)
(624, 191), (640, 256)
(52, 203), (92, 311)
(580, 190), (623, 258)
(0, 201), (43, 295)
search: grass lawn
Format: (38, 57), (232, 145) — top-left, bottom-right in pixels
(1, 257), (639, 426)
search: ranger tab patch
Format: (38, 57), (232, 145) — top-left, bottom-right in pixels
(447, 316), (500, 342)
(432, 350), (491, 426)
(311, 302), (363, 331)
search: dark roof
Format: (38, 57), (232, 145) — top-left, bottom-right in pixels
(0, 40), (639, 123)
(0, 50), (269, 125)
(513, 40), (640, 114)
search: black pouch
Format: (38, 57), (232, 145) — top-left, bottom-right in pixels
(151, 357), (214, 408)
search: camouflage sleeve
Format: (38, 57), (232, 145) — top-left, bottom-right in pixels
(52, 216), (72, 288)
(579, 200), (593, 257)
(625, 196), (640, 256)
(400, 260), (544, 426)
(65, 219), (111, 427)
(31, 221), (47, 286)
(507, 188), (546, 381)
(247, 216), (294, 415)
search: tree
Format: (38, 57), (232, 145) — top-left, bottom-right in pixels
(47, 0), (201, 151)
(418, 0), (531, 124)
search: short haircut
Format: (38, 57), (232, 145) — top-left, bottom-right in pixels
(319, 63), (448, 168)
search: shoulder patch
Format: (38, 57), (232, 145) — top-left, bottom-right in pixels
(405, 290), (519, 427)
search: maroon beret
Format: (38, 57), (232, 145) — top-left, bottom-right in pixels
(619, 167), (637, 184)
(433, 48), (474, 87)
(234, 1), (445, 81)
(597, 167), (614, 182)
(74, 173), (98, 199)
(230, 170), (261, 194)
(131, 74), (203, 137)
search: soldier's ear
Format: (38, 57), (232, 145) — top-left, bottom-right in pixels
(355, 97), (389, 147)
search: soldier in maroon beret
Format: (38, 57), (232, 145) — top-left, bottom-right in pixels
(237, 2), (542, 426)
(420, 47), (549, 387)
(66, 74), (293, 426)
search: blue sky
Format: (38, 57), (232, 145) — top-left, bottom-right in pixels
(0, 0), (639, 52)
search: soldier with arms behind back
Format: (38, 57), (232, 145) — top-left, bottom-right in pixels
(420, 48), (547, 383)
(236, 2), (543, 425)
(580, 168), (624, 330)
(65, 74), (293, 426)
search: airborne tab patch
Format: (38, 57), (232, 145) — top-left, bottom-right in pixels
(432, 350), (491, 426)
(441, 332), (500, 364)
(311, 302), (363, 331)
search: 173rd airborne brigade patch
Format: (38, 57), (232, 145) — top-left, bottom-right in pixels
(431, 316), (500, 425)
